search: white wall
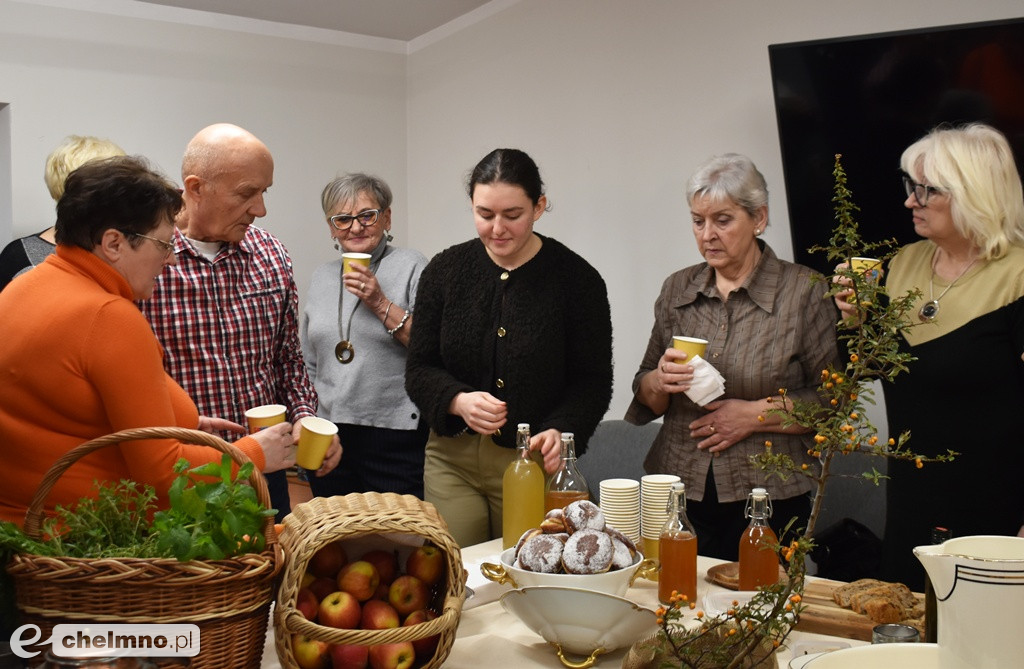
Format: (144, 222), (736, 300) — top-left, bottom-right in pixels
(2, 0), (1021, 425)
(0, 0), (408, 302)
(406, 0), (1024, 421)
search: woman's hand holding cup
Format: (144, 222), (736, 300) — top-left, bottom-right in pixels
(251, 421), (296, 473)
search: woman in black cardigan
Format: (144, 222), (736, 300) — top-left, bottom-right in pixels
(406, 148), (613, 546)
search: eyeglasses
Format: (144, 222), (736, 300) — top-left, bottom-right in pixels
(902, 174), (944, 208)
(329, 209), (380, 230)
(133, 233), (175, 259)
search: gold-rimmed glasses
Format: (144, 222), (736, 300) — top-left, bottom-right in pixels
(133, 233), (175, 259)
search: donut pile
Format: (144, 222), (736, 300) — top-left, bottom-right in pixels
(512, 500), (641, 575)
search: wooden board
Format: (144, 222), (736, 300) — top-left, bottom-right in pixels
(793, 579), (924, 642)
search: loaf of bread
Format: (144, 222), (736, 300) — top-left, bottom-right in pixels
(832, 578), (924, 624)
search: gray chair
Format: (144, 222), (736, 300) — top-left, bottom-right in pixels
(577, 419), (661, 503)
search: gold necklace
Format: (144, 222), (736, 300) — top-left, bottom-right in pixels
(918, 250), (977, 322)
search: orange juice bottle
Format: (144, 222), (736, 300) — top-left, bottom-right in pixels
(738, 487), (780, 590)
(544, 432), (590, 512)
(502, 424), (545, 550)
(659, 482), (697, 603)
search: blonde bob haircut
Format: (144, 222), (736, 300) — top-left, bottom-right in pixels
(44, 135), (126, 202)
(900, 123), (1024, 261)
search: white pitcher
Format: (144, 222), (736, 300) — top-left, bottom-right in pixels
(914, 535), (1024, 669)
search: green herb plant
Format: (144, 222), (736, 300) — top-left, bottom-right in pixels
(644, 155), (954, 668)
(151, 454), (276, 560)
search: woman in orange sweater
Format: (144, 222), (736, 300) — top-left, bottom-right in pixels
(0, 156), (300, 525)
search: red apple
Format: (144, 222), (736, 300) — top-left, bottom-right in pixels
(337, 560), (381, 602)
(368, 642), (415, 669)
(361, 599), (399, 630)
(318, 591), (361, 629)
(405, 545), (444, 586)
(295, 587), (319, 621)
(388, 575), (429, 616)
(361, 549), (400, 585)
(309, 576), (337, 603)
(403, 609), (439, 659)
(329, 643), (369, 669)
(308, 540), (348, 578)
(292, 634), (330, 669)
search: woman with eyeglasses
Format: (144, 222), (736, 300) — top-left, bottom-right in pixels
(0, 156), (297, 525)
(300, 173), (429, 498)
(835, 123), (1024, 589)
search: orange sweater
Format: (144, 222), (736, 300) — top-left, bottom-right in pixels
(0, 245), (265, 525)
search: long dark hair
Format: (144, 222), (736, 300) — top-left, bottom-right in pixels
(467, 148), (546, 205)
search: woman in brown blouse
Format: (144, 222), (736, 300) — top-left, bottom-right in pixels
(626, 153), (839, 560)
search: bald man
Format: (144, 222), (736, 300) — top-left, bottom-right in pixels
(139, 124), (340, 519)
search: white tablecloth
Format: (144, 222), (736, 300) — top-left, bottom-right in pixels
(263, 538), (865, 668)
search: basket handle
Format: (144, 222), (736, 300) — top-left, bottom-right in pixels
(22, 426), (276, 547)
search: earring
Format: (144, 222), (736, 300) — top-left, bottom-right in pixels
(385, 231), (394, 242)
(332, 238), (340, 251)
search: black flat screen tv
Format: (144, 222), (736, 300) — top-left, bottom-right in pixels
(769, 17), (1024, 274)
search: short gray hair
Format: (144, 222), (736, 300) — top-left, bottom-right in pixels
(321, 173), (393, 215)
(686, 153), (769, 220)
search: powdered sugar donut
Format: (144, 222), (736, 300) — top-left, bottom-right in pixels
(517, 534), (565, 573)
(609, 537), (635, 570)
(561, 528), (613, 574)
(563, 500), (605, 533)
(604, 526), (638, 556)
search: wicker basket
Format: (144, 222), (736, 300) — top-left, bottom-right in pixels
(5, 427), (283, 669)
(274, 493), (465, 669)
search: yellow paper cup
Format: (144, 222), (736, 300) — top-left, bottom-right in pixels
(244, 404), (287, 432)
(850, 257), (882, 283)
(296, 416), (337, 470)
(672, 336), (708, 361)
(342, 252), (371, 274)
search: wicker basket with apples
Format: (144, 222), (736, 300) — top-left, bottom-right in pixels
(274, 492), (464, 669)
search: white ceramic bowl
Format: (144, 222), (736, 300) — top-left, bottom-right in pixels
(501, 585), (658, 657)
(480, 547), (656, 597)
(799, 643), (938, 668)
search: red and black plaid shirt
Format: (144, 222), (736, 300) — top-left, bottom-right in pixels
(139, 225), (317, 435)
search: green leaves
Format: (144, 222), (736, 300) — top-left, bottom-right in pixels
(151, 455), (274, 561)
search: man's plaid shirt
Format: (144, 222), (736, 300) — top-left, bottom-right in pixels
(139, 225), (317, 435)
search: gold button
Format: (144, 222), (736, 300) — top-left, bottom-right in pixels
(497, 327), (506, 337)
(500, 271), (510, 280)
(494, 428), (502, 437)
(496, 378), (505, 388)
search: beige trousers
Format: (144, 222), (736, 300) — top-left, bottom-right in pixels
(423, 430), (522, 547)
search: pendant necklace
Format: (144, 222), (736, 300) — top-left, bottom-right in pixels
(918, 250), (977, 322)
(335, 243), (386, 363)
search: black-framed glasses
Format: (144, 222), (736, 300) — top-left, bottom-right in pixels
(902, 174), (944, 208)
(329, 209), (380, 230)
(133, 233), (175, 259)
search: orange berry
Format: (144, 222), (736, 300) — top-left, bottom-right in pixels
(801, 464), (809, 470)
(790, 594), (802, 603)
(696, 610), (704, 619)
(915, 458), (924, 469)
(764, 440), (773, 448)
(888, 438), (896, 446)
(814, 434), (826, 444)
(830, 399), (838, 406)
(727, 628), (736, 636)
(849, 353), (859, 362)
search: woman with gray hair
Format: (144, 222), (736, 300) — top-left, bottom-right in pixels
(626, 153), (839, 559)
(301, 173), (429, 498)
(836, 123), (1024, 589)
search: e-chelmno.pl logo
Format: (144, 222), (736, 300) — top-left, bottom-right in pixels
(8, 624), (200, 659)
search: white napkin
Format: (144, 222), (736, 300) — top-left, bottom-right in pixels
(684, 355), (725, 406)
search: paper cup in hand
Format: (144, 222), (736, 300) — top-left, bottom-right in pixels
(342, 252), (371, 273)
(850, 257), (882, 283)
(245, 404), (287, 432)
(672, 336), (708, 361)
(296, 416), (337, 470)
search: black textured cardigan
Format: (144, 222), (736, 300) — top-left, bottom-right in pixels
(405, 235), (613, 455)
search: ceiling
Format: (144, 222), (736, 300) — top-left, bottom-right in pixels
(135, 0), (495, 42)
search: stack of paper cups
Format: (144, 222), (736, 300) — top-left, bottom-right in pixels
(598, 478), (641, 545)
(641, 474), (682, 559)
